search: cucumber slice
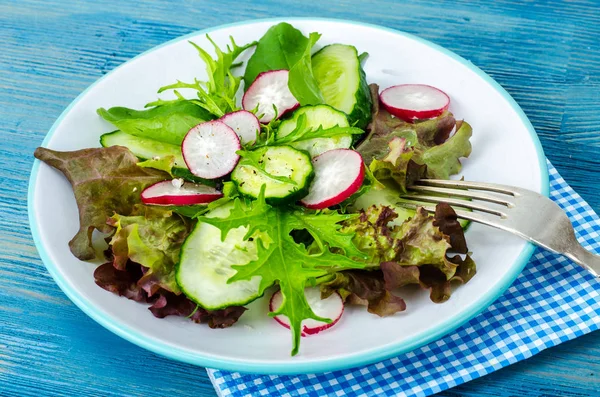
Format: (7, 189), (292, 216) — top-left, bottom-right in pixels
(100, 130), (213, 185)
(176, 203), (263, 310)
(276, 105), (353, 157)
(231, 146), (314, 204)
(312, 44), (372, 129)
(350, 181), (471, 229)
(101, 130), (186, 168)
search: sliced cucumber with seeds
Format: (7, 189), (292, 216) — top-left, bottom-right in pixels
(176, 203), (264, 310)
(231, 146), (314, 204)
(276, 105), (353, 157)
(312, 44), (372, 129)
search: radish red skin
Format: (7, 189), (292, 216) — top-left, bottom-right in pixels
(269, 289), (344, 337)
(141, 180), (223, 206)
(380, 84), (450, 123)
(141, 192), (223, 206)
(301, 149), (366, 210)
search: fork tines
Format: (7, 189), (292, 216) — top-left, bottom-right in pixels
(398, 179), (519, 223)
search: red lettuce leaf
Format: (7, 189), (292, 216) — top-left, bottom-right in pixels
(381, 255), (476, 304)
(434, 202), (468, 254)
(94, 261), (246, 328)
(34, 146), (168, 260)
(320, 270), (406, 317)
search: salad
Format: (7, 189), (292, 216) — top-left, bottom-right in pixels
(34, 22), (474, 356)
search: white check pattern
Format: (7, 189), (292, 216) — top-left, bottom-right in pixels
(208, 161), (600, 397)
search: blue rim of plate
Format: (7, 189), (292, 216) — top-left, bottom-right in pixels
(28, 17), (550, 375)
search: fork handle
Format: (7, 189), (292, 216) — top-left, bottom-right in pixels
(564, 243), (600, 277)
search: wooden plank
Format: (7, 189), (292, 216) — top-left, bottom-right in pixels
(1, 0), (599, 395)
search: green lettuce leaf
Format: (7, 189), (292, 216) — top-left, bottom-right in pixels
(243, 22), (309, 88)
(197, 194), (368, 355)
(157, 36), (257, 117)
(108, 205), (192, 295)
(288, 32), (325, 105)
(34, 146), (168, 260)
(97, 101), (214, 145)
(368, 137), (415, 192)
(418, 120), (473, 179)
(243, 22), (324, 105)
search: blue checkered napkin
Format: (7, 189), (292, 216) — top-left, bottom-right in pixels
(208, 161), (600, 397)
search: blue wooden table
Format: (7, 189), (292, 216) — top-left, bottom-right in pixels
(2, 0), (599, 395)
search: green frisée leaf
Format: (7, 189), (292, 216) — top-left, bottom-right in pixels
(284, 209), (366, 259)
(288, 32), (324, 105)
(197, 192), (368, 355)
(33, 146), (168, 260)
(108, 205), (192, 295)
(158, 36), (257, 117)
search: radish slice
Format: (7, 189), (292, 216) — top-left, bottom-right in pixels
(300, 149), (365, 210)
(380, 84), (450, 122)
(182, 120), (241, 179)
(242, 70), (299, 123)
(270, 287), (344, 336)
(220, 110), (261, 144)
(141, 179), (223, 206)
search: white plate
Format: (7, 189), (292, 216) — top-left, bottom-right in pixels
(28, 18), (548, 374)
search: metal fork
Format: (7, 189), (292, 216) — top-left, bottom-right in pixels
(398, 179), (600, 277)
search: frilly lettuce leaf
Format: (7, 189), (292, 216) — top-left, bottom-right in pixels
(107, 205), (192, 295)
(339, 204), (475, 304)
(342, 205), (455, 278)
(342, 205), (470, 280)
(368, 137), (415, 192)
(357, 83), (472, 187)
(418, 120), (473, 179)
(381, 255), (476, 303)
(341, 205), (402, 265)
(34, 146), (168, 260)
